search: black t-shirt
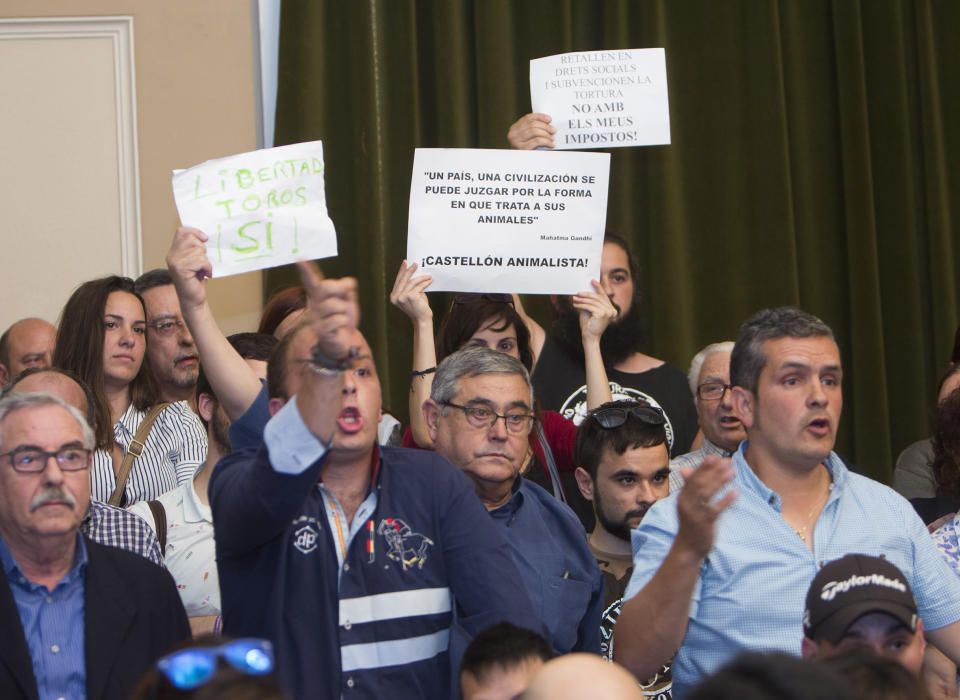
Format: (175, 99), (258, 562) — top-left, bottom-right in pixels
(590, 543), (673, 699)
(532, 336), (698, 457)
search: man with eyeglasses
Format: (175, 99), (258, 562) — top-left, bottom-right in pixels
(5, 367), (164, 567)
(424, 345), (603, 654)
(135, 269), (200, 411)
(0, 392), (188, 699)
(668, 342), (745, 490)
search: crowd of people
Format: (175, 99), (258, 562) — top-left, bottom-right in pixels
(1, 114), (959, 700)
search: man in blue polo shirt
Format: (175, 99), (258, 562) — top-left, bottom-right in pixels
(614, 307), (960, 698)
(424, 346), (603, 654)
(210, 262), (539, 700)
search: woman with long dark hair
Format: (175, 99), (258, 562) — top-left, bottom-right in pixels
(55, 276), (206, 505)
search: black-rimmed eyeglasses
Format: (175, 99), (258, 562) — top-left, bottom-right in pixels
(696, 382), (732, 401)
(442, 401), (535, 434)
(0, 446), (91, 473)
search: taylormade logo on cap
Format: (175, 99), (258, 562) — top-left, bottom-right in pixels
(820, 573), (907, 602)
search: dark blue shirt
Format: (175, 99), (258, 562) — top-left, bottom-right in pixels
(0, 535), (87, 700)
(490, 478), (603, 653)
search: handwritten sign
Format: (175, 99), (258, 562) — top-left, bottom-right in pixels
(530, 48), (670, 149)
(407, 148), (610, 294)
(172, 141), (338, 277)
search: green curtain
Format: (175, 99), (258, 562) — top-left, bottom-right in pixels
(271, 0), (960, 483)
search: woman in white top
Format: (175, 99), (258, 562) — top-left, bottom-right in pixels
(54, 276), (206, 505)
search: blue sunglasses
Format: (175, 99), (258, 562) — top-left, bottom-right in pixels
(156, 638), (275, 690)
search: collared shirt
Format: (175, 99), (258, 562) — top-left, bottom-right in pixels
(80, 500), (163, 567)
(625, 443), (960, 699)
(318, 485), (378, 580)
(91, 400), (207, 505)
(129, 480), (217, 615)
(0, 535), (87, 700)
(667, 437), (731, 491)
(933, 513), (960, 576)
(489, 478), (603, 654)
(212, 391), (541, 700)
(264, 398), (380, 579)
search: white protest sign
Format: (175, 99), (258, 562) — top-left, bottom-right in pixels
(406, 148), (610, 294)
(530, 48), (670, 149)
(172, 141), (337, 277)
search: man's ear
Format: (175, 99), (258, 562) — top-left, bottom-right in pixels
(0, 363), (8, 386)
(731, 386), (755, 430)
(268, 397), (287, 417)
(197, 393), (216, 423)
(574, 467), (594, 502)
(423, 399), (441, 442)
(800, 636), (819, 660)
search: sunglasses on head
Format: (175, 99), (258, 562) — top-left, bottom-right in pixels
(589, 403), (666, 430)
(156, 638), (274, 691)
(453, 293), (513, 305)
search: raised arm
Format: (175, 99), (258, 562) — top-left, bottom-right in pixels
(166, 227), (262, 421)
(211, 262), (360, 553)
(507, 113), (556, 150)
(614, 457), (737, 680)
(293, 261), (360, 443)
(511, 294), (546, 365)
(572, 280), (617, 410)
(389, 261), (437, 448)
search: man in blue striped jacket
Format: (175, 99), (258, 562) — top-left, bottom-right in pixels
(211, 264), (540, 699)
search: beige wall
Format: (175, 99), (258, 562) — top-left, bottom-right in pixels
(1, 1), (262, 334)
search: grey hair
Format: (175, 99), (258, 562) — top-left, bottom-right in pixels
(431, 346), (532, 407)
(0, 391), (95, 450)
(730, 307), (835, 394)
(687, 341), (735, 396)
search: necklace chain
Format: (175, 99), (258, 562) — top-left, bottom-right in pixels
(788, 481), (834, 541)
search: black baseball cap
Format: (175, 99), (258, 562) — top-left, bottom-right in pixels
(803, 554), (918, 644)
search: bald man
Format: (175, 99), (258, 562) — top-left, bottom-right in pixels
(9, 369), (92, 424)
(0, 318), (56, 386)
(522, 654), (643, 700)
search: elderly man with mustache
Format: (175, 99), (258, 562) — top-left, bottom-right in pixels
(0, 392), (188, 700)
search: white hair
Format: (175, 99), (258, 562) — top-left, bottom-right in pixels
(687, 341), (735, 396)
(0, 391), (95, 450)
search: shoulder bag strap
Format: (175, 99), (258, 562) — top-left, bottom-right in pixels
(146, 500), (168, 553)
(534, 419), (566, 503)
(107, 402), (170, 507)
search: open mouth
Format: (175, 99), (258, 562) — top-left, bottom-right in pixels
(807, 418), (831, 436)
(337, 406), (363, 434)
(718, 416), (741, 428)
